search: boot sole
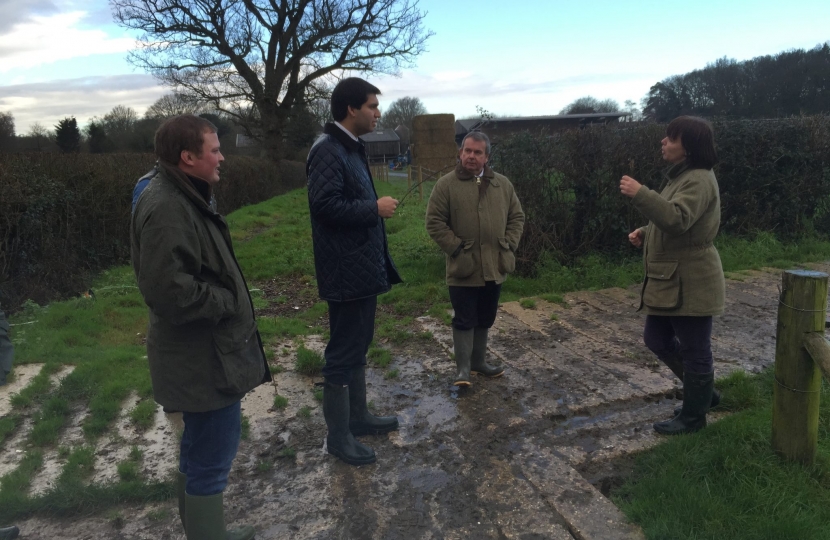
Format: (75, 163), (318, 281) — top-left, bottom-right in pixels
(471, 370), (504, 378)
(653, 420), (706, 435)
(453, 380), (472, 387)
(327, 447), (377, 466)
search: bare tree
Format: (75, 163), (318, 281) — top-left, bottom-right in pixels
(0, 111), (14, 151)
(27, 122), (51, 151)
(101, 105), (138, 151)
(145, 93), (204, 119)
(559, 96), (621, 115)
(111, 0), (433, 160)
(378, 96), (426, 131)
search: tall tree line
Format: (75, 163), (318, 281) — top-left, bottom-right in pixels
(643, 43), (830, 122)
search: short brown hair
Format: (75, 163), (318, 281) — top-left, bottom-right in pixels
(154, 115), (217, 164)
(666, 116), (718, 170)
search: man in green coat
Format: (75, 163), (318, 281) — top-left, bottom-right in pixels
(131, 115), (270, 540)
(426, 131), (525, 387)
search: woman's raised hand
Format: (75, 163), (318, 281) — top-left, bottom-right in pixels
(620, 175), (642, 198)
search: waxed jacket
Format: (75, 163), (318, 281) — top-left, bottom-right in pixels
(632, 163), (725, 316)
(131, 162), (270, 413)
(307, 123), (402, 302)
(426, 164), (525, 286)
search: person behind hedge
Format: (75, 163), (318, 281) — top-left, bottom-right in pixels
(306, 77), (402, 466)
(620, 115), (725, 436)
(131, 114), (270, 540)
(426, 131), (525, 388)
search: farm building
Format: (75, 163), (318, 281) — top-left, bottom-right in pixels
(360, 130), (401, 162)
(455, 112), (630, 145)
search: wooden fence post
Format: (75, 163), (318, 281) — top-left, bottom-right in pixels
(418, 166), (424, 201)
(407, 165), (411, 190)
(772, 269), (828, 464)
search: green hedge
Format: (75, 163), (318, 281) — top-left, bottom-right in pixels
(491, 116), (830, 271)
(0, 154), (306, 310)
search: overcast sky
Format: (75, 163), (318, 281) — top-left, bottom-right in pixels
(1, 0), (828, 133)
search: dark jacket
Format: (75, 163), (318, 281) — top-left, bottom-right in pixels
(131, 162), (270, 413)
(426, 164), (525, 286)
(632, 163), (725, 316)
(306, 123), (402, 302)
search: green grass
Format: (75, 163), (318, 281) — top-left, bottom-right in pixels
(129, 399), (156, 430)
(615, 369), (830, 539)
(0, 416), (20, 446)
(368, 346), (393, 368)
(240, 415), (251, 441)
(519, 298), (536, 309)
(298, 406), (312, 419)
(273, 395), (288, 409)
(295, 345), (324, 376)
(278, 447), (296, 459)
(384, 368), (399, 379)
(312, 388), (323, 402)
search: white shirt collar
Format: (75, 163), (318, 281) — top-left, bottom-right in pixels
(334, 121), (359, 141)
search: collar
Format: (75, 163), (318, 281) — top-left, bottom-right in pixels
(334, 121), (359, 141)
(667, 161), (691, 180)
(158, 160), (216, 214)
(324, 122), (362, 152)
(455, 163), (498, 185)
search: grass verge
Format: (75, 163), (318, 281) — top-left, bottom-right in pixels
(615, 370), (830, 539)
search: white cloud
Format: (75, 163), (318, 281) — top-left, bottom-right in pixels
(0, 74), (167, 132)
(0, 10), (135, 73)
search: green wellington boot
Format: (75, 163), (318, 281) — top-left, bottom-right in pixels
(184, 492), (255, 540)
(349, 365), (399, 436)
(661, 352), (720, 415)
(452, 327), (474, 387)
(323, 381), (377, 465)
(654, 370), (714, 435)
(177, 470), (187, 530)
(470, 327), (504, 378)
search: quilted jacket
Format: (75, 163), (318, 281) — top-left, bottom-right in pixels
(131, 162), (270, 413)
(307, 123), (402, 302)
(632, 162), (725, 316)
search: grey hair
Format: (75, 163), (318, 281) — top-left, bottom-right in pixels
(461, 131), (491, 155)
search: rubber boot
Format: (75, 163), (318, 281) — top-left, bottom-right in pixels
(177, 470), (186, 531)
(470, 327), (504, 378)
(661, 352), (720, 415)
(184, 492), (255, 540)
(348, 365), (399, 436)
(0, 526), (19, 540)
(654, 370), (713, 435)
(323, 380), (377, 465)
(452, 328), (474, 387)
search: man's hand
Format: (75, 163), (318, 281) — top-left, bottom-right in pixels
(620, 175), (642, 198)
(377, 196), (399, 219)
(628, 229), (644, 248)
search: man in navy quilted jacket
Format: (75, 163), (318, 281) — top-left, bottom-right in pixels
(306, 77), (402, 466)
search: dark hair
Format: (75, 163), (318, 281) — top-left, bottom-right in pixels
(154, 115), (217, 164)
(461, 131), (491, 155)
(330, 78), (381, 122)
(666, 116), (718, 170)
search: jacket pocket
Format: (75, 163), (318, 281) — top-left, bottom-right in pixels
(497, 237), (516, 274)
(643, 260), (682, 309)
(212, 319), (263, 395)
(448, 239), (476, 279)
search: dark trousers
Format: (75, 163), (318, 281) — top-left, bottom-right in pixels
(179, 400), (241, 496)
(643, 315), (714, 375)
(324, 296), (377, 385)
(448, 282), (502, 331)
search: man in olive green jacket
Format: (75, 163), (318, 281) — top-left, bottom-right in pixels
(426, 131), (525, 387)
(131, 115), (269, 540)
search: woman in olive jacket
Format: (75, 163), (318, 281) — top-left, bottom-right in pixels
(620, 116), (725, 435)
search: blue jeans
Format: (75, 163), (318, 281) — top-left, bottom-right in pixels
(179, 400), (241, 496)
(643, 315), (714, 375)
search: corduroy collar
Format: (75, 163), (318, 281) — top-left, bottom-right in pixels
(324, 122), (362, 152)
(158, 160), (216, 215)
(667, 161), (691, 180)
